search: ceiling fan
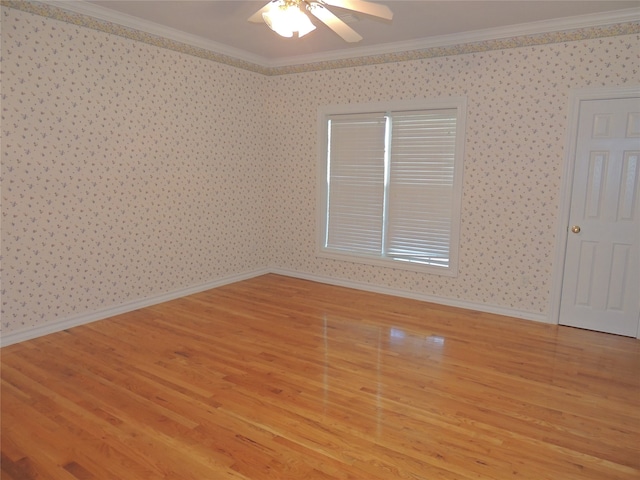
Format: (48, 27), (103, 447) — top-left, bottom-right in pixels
(248, 0), (393, 43)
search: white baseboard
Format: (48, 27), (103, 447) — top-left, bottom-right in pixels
(1, 266), (552, 347)
(270, 268), (552, 324)
(0, 268), (269, 347)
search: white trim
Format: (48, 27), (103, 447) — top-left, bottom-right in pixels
(45, 2), (640, 69)
(269, 8), (640, 67)
(318, 98), (468, 120)
(272, 268), (551, 324)
(47, 0), (268, 67)
(1, 264), (553, 347)
(549, 85), (640, 326)
(0, 268), (269, 347)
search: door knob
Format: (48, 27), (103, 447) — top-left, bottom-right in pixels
(571, 225), (581, 234)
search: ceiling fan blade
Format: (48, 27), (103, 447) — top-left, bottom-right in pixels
(308, 3), (363, 42)
(248, 0), (279, 23)
(321, 0), (392, 20)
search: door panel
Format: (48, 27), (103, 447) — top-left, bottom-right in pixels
(559, 97), (640, 337)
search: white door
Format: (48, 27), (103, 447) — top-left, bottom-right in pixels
(559, 96), (640, 337)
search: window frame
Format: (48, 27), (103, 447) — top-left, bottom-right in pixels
(316, 98), (467, 276)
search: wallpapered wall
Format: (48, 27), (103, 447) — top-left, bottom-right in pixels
(1, 4), (638, 337)
(264, 35), (638, 315)
(1, 6), (269, 334)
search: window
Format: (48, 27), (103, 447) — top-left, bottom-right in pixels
(317, 98), (466, 276)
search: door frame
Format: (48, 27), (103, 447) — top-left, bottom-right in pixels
(549, 85), (640, 338)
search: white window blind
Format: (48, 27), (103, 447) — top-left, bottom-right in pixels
(326, 114), (387, 254)
(386, 110), (457, 267)
(319, 99), (465, 275)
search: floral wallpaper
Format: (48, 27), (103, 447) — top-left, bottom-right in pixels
(1, 6), (269, 335)
(263, 35), (639, 315)
(1, 2), (638, 339)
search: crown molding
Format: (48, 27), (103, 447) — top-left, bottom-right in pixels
(46, 0), (269, 67)
(3, 0), (639, 75)
(267, 7), (640, 68)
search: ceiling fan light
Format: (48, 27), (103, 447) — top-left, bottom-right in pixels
(295, 11), (316, 37)
(262, 2), (316, 38)
(262, 9), (292, 37)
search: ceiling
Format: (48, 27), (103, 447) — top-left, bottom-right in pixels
(56, 1), (640, 66)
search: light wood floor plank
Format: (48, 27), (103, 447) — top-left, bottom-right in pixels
(2, 274), (639, 479)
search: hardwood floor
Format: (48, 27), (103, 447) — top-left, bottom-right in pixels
(2, 274), (639, 479)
